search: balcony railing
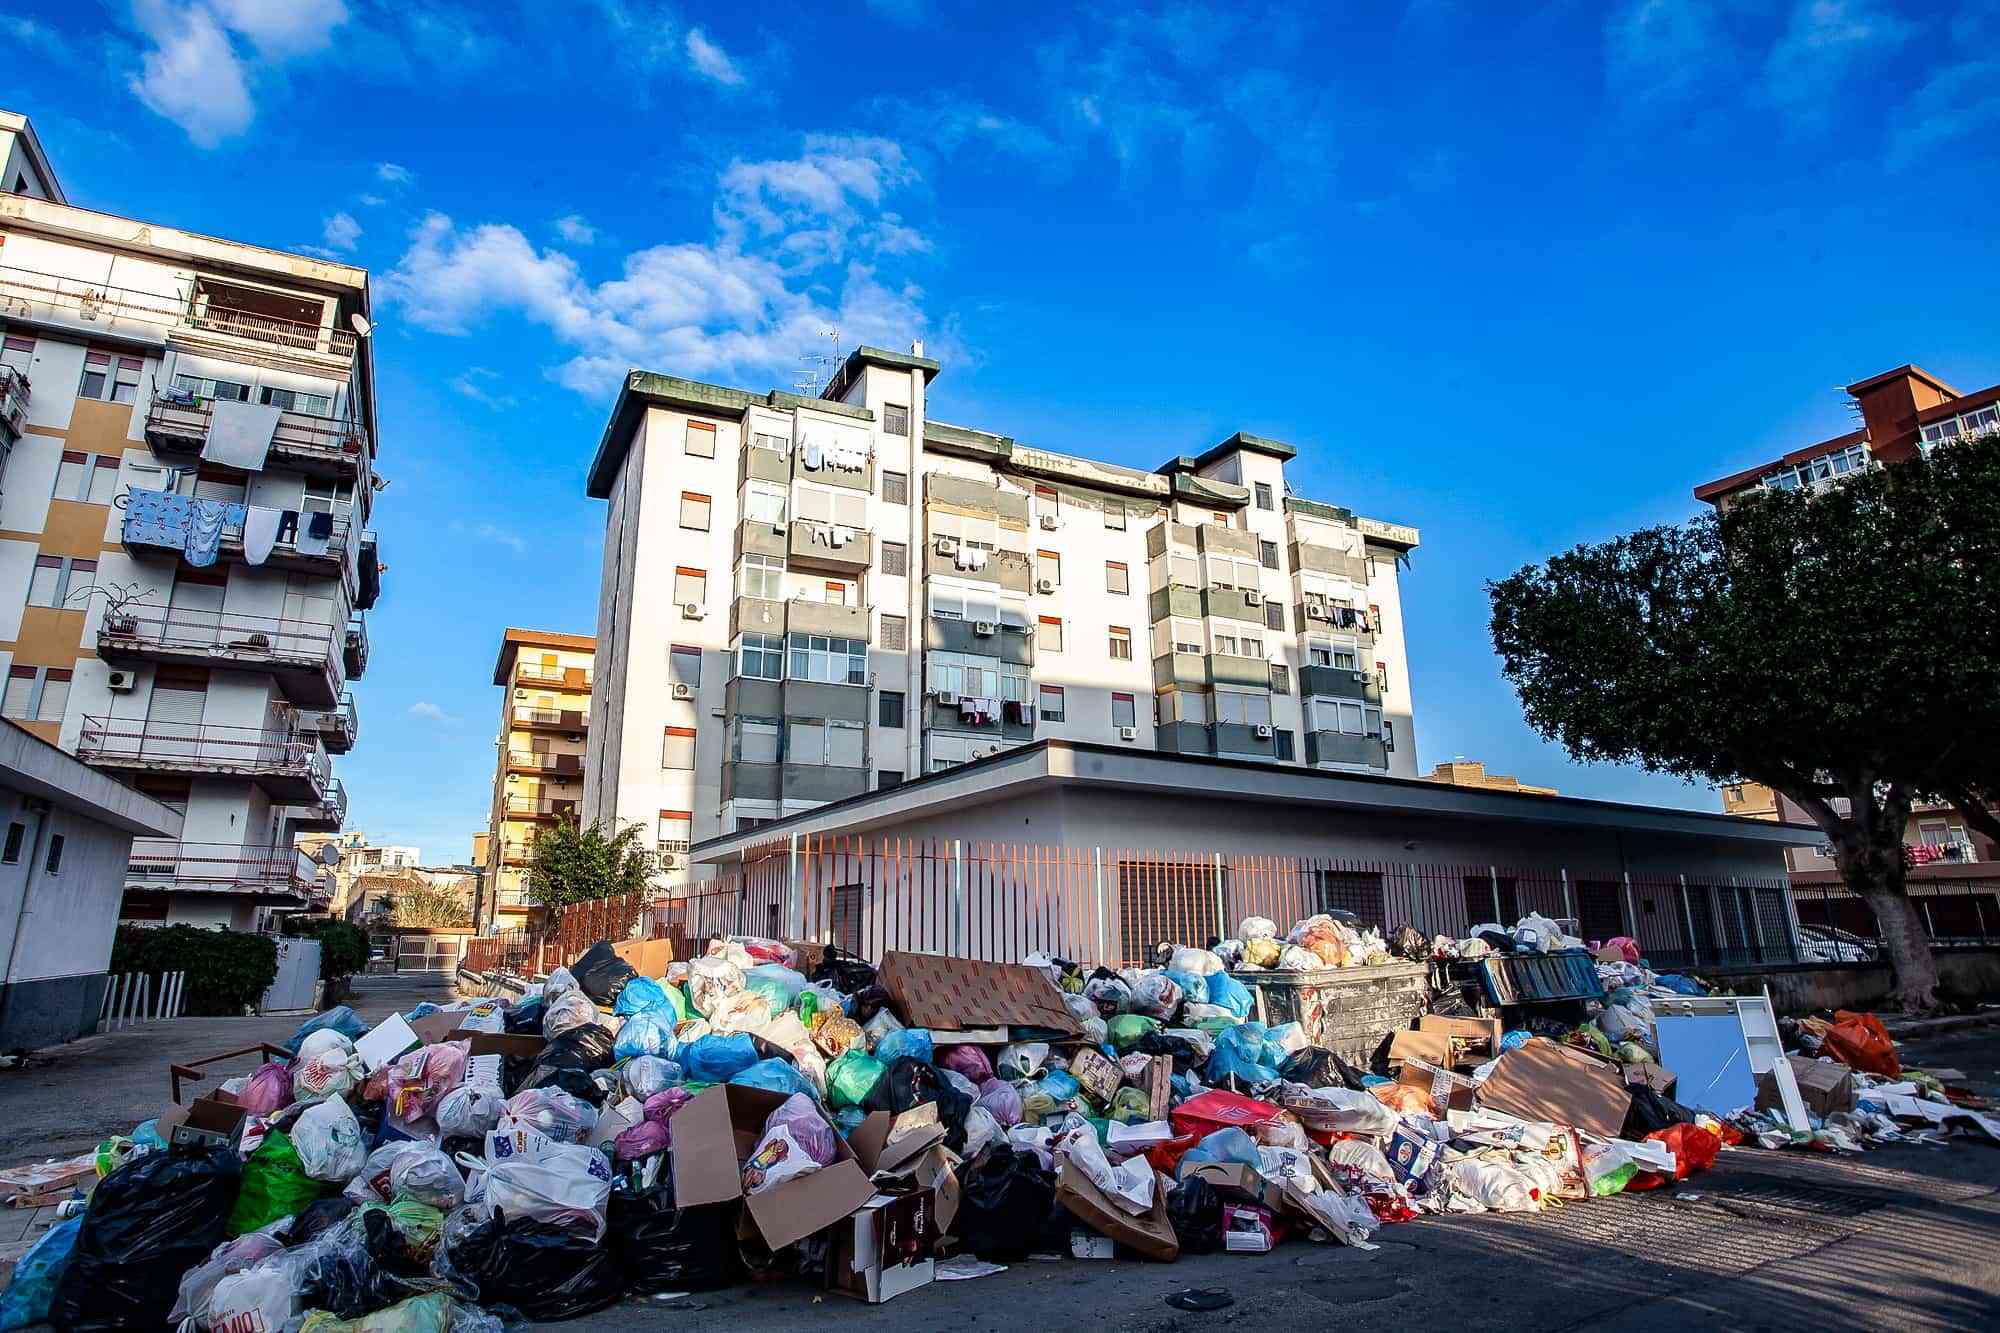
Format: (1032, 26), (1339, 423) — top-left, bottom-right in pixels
(512, 705), (587, 731)
(0, 262), (188, 334)
(183, 298), (358, 360)
(344, 619), (369, 678)
(516, 664), (592, 689)
(0, 364), (28, 438)
(120, 488), (356, 570)
(504, 796), (579, 819)
(126, 839), (314, 896)
(294, 778), (347, 829)
(299, 692), (358, 752)
(507, 750), (582, 775)
(77, 715), (329, 795)
(97, 607), (339, 680)
(145, 393), (368, 473)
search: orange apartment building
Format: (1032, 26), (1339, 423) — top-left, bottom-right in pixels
(481, 628), (594, 930)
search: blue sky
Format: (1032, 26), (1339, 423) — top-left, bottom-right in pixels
(7, 1), (2000, 860)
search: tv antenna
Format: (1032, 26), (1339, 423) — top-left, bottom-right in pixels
(794, 326), (842, 399)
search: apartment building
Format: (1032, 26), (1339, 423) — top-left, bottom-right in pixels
(483, 628), (595, 928)
(0, 110), (381, 930)
(583, 344), (1419, 886)
(1425, 759), (1555, 796)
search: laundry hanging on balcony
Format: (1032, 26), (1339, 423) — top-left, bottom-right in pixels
(243, 506), (284, 566)
(202, 398), (281, 470)
(295, 509), (335, 557)
(123, 487), (194, 552)
(184, 498), (245, 567)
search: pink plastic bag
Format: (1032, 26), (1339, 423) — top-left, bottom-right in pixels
(941, 1045), (995, 1083)
(642, 1088), (695, 1129)
(978, 1078), (1023, 1127)
(239, 1062), (294, 1116)
(1603, 936), (1641, 964)
(614, 1121), (670, 1161)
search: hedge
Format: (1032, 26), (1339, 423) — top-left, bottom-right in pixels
(109, 925), (278, 1017)
(282, 918), (370, 983)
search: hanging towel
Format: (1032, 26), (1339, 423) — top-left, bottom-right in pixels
(202, 399), (282, 471)
(122, 487), (194, 551)
(184, 499), (239, 568)
(295, 509), (335, 557)
(243, 505), (283, 566)
(275, 509), (300, 544)
(803, 441), (823, 470)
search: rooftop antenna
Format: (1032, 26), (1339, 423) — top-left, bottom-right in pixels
(794, 325), (841, 399)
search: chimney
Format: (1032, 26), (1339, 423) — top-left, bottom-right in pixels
(1845, 365), (1959, 463)
(911, 339), (924, 357)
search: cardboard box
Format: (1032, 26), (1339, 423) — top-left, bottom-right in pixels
(1475, 1038), (1632, 1140)
(588, 1097), (646, 1150)
(1624, 1062), (1678, 1097)
(408, 1011), (469, 1046)
(671, 1084), (876, 1252)
(1145, 1055), (1174, 1120)
(1069, 1048), (1123, 1106)
(1382, 1124), (1441, 1187)
(876, 952), (1078, 1035)
(1386, 1028), (1453, 1071)
(849, 1106), (959, 1235)
(1183, 1162), (1285, 1214)
(161, 1092), (247, 1150)
(612, 938), (678, 978)
(449, 1030), (546, 1061)
(1758, 1056), (1855, 1118)
(1223, 1204), (1275, 1252)
(1055, 1162), (1178, 1262)
(1398, 1058), (1476, 1114)
(1418, 1014), (1505, 1066)
(825, 1191), (936, 1303)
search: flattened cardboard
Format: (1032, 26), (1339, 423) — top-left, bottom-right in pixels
(1624, 1062), (1679, 1097)
(407, 1011), (467, 1046)
(612, 938), (677, 978)
(1069, 1048), (1122, 1106)
(1418, 1014), (1504, 1065)
(1476, 1038), (1632, 1140)
(851, 1104), (945, 1177)
(449, 1030), (546, 1061)
(670, 1084), (875, 1251)
(1387, 1029), (1453, 1071)
(1055, 1162), (1178, 1261)
(1146, 1056), (1174, 1120)
(876, 952), (1078, 1035)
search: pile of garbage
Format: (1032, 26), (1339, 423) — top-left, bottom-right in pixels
(2, 919), (1994, 1327)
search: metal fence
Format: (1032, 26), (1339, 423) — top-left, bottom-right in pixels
(1791, 875), (2000, 951)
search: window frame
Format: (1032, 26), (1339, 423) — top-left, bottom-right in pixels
(1254, 482), (1275, 511)
(1036, 615), (1063, 652)
(737, 632), (785, 681)
(881, 540), (908, 576)
(1108, 625), (1133, 660)
(1111, 691), (1137, 729)
(879, 690), (906, 729)
(679, 491), (712, 531)
(1038, 684), (1066, 722)
(881, 403), (910, 437)
(1105, 560), (1129, 595)
(739, 553), (784, 601)
(685, 419), (717, 457)
(882, 469), (909, 504)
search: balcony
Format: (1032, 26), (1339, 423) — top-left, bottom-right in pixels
(506, 749), (583, 777)
(498, 840), (534, 867)
(1306, 731), (1389, 771)
(119, 487), (356, 578)
(503, 795), (581, 823)
(515, 663), (592, 693)
(97, 607), (341, 708)
(1299, 665), (1382, 704)
(178, 282), (358, 365)
(924, 542), (1032, 593)
(299, 693), (358, 754)
(1289, 541), (1369, 583)
(144, 393), (369, 481)
(356, 530), (381, 610)
(788, 518), (872, 574)
(77, 714), (330, 803)
(344, 619), (369, 678)
(291, 778), (348, 832)
(512, 704), (588, 734)
(124, 839), (315, 904)
(0, 365), (28, 444)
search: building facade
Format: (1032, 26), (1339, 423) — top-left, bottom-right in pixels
(1425, 759), (1555, 796)
(0, 110), (381, 930)
(483, 628), (595, 928)
(584, 345), (1419, 889)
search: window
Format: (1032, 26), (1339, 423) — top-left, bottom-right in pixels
(734, 717), (780, 763)
(1260, 539), (1279, 570)
(1036, 616), (1063, 652)
(1035, 550), (1061, 586)
(1238, 635), (1264, 658)
(1215, 691), (1272, 726)
(54, 453), (120, 504)
(26, 556), (61, 608)
(739, 553), (783, 600)
(795, 483), (868, 528)
(685, 420), (717, 457)
(259, 386), (332, 416)
(1112, 692), (1136, 729)
(878, 771), (904, 790)
(1270, 663), (1291, 693)
(1039, 685), (1065, 722)
(1159, 689), (1209, 725)
(43, 834), (63, 876)
(1207, 554), (1262, 590)
(788, 632), (867, 685)
(662, 727), (697, 769)
(79, 351), (140, 402)
(1213, 511), (1230, 527)
(882, 470), (908, 504)
(1035, 484), (1058, 519)
(880, 613), (908, 652)
(1109, 625), (1133, 659)
(0, 823), (21, 864)
(300, 477), (353, 514)
(882, 403), (909, 436)
(1255, 482), (1274, 511)
(744, 480), (788, 527)
(738, 633), (784, 680)
(1, 667), (34, 720)
(821, 581), (850, 606)
(1310, 699), (1383, 737)
(1153, 618), (1203, 657)
(1105, 561), (1129, 594)
(679, 492), (711, 531)
(674, 567), (706, 608)
(1168, 553), (1200, 588)
(879, 691), (906, 729)
(882, 541), (908, 576)
(35, 669), (68, 722)
(753, 430), (789, 455)
(669, 645), (702, 689)
(658, 811), (692, 853)
(1213, 632), (1237, 656)
(1104, 500), (1126, 531)
(790, 719), (865, 767)
(175, 373), (251, 402)
(1274, 729), (1295, 761)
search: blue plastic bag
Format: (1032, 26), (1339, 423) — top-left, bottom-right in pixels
(873, 1027), (934, 1067)
(614, 1011), (676, 1061)
(1204, 970), (1253, 1020)
(0, 1215), (79, 1331)
(1164, 969), (1209, 1007)
(614, 976), (688, 1022)
(1653, 974), (1705, 996)
(283, 1005), (368, 1054)
(1176, 1127), (1260, 1178)
(1499, 1029), (1531, 1052)
(1037, 1069), (1081, 1104)
(1206, 1022), (1281, 1085)
(742, 965), (808, 1010)
(679, 1032), (760, 1083)
(730, 1057), (815, 1099)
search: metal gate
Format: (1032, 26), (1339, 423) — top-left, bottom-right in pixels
(259, 936), (321, 1012)
(397, 934), (463, 973)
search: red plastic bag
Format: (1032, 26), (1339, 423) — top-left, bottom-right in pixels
(1143, 1133), (1199, 1175)
(1820, 1011), (1900, 1077)
(1646, 1124), (1721, 1179)
(1170, 1090), (1281, 1140)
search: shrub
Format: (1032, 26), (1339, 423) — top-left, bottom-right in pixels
(109, 925), (278, 1016)
(282, 919), (370, 983)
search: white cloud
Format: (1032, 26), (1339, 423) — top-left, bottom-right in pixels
(450, 368), (519, 410)
(128, 1), (256, 147)
(1603, 0), (1747, 106)
(1764, 1), (1914, 126)
(357, 192), (387, 207)
(206, 0), (348, 58)
(322, 210), (362, 251)
(1, 16), (71, 59)
(377, 161), (416, 186)
(554, 214), (598, 245)
(408, 701), (458, 723)
(1887, 58), (2000, 168)
(446, 519), (529, 553)
(685, 27), (744, 85)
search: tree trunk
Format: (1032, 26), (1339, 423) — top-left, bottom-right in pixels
(1833, 825), (1940, 1014)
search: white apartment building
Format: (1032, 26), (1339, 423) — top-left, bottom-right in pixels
(584, 345), (1418, 884)
(0, 110), (380, 930)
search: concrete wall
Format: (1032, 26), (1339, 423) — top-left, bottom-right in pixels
(1713, 950), (2000, 1016)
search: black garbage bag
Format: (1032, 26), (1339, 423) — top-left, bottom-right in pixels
(1133, 1031), (1205, 1074)
(572, 940), (639, 1007)
(1623, 1086), (1697, 1139)
(847, 983), (894, 1025)
(292, 1195), (358, 1244)
(299, 1208), (442, 1318)
(954, 1147), (1056, 1262)
(1167, 1177), (1226, 1255)
(53, 1143), (242, 1331)
(811, 945), (878, 995)
(608, 1173), (741, 1293)
(1278, 1046), (1367, 1091)
(1389, 924), (1429, 962)
(502, 994), (545, 1033)
(1475, 928), (1517, 954)
(865, 1056), (973, 1149)
(522, 1023), (619, 1104)
(439, 1208), (623, 1321)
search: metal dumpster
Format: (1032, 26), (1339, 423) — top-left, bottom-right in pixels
(1230, 961), (1430, 1068)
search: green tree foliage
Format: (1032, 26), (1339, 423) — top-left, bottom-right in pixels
(1488, 433), (2000, 1011)
(109, 925), (278, 1016)
(527, 815), (658, 910)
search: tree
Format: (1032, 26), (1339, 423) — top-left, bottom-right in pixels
(1487, 433), (2000, 1012)
(526, 815), (658, 910)
(390, 873), (472, 928)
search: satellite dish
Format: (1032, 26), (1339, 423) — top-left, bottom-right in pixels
(349, 313), (373, 337)
(314, 843), (343, 867)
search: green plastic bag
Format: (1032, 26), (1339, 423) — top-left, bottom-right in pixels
(227, 1130), (325, 1236)
(827, 1050), (886, 1110)
(1108, 1014), (1159, 1052)
(1110, 1086), (1153, 1124)
(1591, 1161), (1637, 1197)
(360, 1197), (445, 1252)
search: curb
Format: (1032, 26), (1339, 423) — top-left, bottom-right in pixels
(1884, 1011), (2000, 1040)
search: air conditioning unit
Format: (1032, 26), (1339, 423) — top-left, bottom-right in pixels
(936, 690), (960, 706)
(973, 621), (996, 636)
(1035, 578), (1056, 594)
(681, 603), (704, 620)
(671, 682), (693, 700)
(1243, 590), (1262, 605)
(935, 537), (955, 555)
(1038, 514), (1059, 531)
(1118, 726), (1138, 742)
(1254, 723), (1273, 739)
(106, 669), (137, 693)
(660, 853), (683, 870)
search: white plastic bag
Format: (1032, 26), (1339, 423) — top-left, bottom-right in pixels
(1170, 946), (1225, 976)
(500, 1087), (598, 1144)
(1054, 1124), (1154, 1215)
(1128, 972), (1183, 1020)
(1239, 916), (1278, 941)
(205, 1263), (296, 1332)
(436, 1084), (505, 1139)
(705, 988), (774, 1036)
(543, 965), (580, 997)
(688, 957), (745, 1016)
(963, 1105), (1001, 1158)
(542, 989), (599, 1039)
(1296, 1186), (1379, 1245)
(1449, 1158), (1540, 1212)
(390, 1142), (466, 1209)
(296, 1028), (355, 1064)
(293, 1097), (367, 1182)
(861, 1007), (905, 1049)
(484, 1141), (613, 1240)
(1278, 944), (1321, 971)
(1295, 1086), (1399, 1135)
(996, 1041), (1049, 1080)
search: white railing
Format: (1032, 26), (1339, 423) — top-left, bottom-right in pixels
(99, 970), (188, 1029)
